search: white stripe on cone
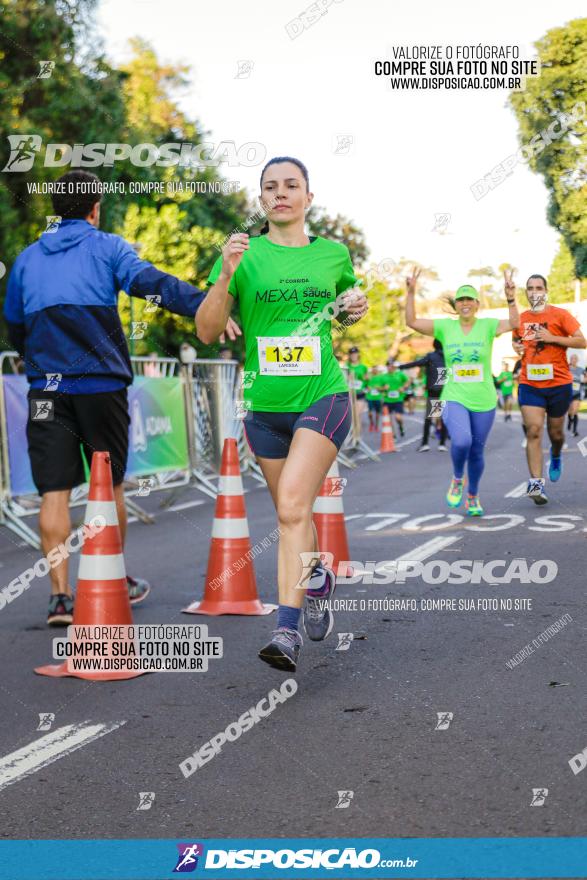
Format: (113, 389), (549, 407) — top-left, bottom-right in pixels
(78, 553), (126, 580)
(313, 496), (344, 514)
(211, 518), (250, 539)
(84, 500), (119, 526)
(218, 475), (244, 496)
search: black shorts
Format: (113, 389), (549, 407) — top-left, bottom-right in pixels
(367, 399), (381, 413)
(243, 393), (351, 459)
(27, 388), (130, 494)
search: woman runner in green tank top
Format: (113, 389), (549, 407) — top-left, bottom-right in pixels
(196, 157), (368, 671)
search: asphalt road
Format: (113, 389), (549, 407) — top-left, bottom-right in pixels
(1, 410), (586, 851)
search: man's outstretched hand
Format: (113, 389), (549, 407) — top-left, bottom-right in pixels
(220, 316), (242, 344)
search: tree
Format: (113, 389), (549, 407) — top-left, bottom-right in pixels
(306, 206), (369, 267)
(548, 237), (587, 303)
(509, 18), (587, 277)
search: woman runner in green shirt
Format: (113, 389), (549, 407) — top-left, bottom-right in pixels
(196, 157), (368, 671)
(406, 268), (519, 515)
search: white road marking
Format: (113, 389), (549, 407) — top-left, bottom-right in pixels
(364, 513), (410, 531)
(344, 514), (364, 522)
(374, 535), (460, 571)
(0, 720), (126, 792)
(505, 482), (527, 498)
(167, 500), (205, 513)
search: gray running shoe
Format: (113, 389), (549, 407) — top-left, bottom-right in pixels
(527, 479), (548, 505)
(303, 566), (336, 641)
(258, 627), (303, 672)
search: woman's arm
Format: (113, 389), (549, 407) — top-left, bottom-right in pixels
(195, 233), (249, 344)
(405, 267), (435, 336)
(496, 268), (520, 335)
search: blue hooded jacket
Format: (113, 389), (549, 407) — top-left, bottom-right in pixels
(4, 219), (206, 392)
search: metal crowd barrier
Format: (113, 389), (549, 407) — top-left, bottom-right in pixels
(339, 366), (379, 465)
(0, 351), (379, 547)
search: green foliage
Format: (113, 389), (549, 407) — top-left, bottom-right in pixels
(509, 18), (587, 276)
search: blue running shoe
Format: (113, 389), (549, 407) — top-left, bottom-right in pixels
(259, 628), (302, 672)
(548, 449), (562, 482)
(303, 566), (336, 641)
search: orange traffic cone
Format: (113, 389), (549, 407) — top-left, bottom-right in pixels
(35, 452), (145, 681)
(379, 405), (396, 453)
(183, 438), (276, 616)
(312, 460), (352, 578)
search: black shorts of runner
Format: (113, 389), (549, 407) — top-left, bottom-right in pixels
(518, 383), (573, 418)
(243, 392), (351, 459)
(27, 388), (130, 494)
(355, 391), (366, 400)
(572, 392), (581, 401)
(367, 399), (381, 413)
(386, 401), (404, 414)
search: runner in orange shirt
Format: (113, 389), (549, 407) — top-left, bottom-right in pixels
(513, 274), (586, 504)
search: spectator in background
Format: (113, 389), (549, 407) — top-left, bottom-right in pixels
(399, 339), (448, 452)
(3, 169), (239, 626)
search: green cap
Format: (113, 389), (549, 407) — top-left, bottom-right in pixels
(455, 284), (479, 301)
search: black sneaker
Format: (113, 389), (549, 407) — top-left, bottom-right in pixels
(47, 593), (74, 626)
(258, 628), (302, 672)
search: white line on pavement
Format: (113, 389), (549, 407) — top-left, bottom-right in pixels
(0, 720), (126, 792)
(374, 535), (461, 571)
(167, 500), (206, 513)
(505, 482), (527, 498)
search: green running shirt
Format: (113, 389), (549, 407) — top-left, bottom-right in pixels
(207, 235), (357, 412)
(433, 317), (499, 411)
(497, 370), (514, 396)
(380, 370), (409, 403)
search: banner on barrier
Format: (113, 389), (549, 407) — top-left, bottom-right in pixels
(1, 376), (189, 496)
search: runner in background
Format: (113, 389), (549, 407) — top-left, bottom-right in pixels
(347, 346), (368, 421)
(196, 156), (368, 672)
(365, 366), (384, 432)
(399, 339), (448, 452)
(513, 274), (586, 505)
(567, 353), (583, 437)
(380, 360), (410, 437)
(495, 361), (515, 422)
(512, 356), (527, 447)
(406, 268), (519, 515)
(403, 371), (417, 413)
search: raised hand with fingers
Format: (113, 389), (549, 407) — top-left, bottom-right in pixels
(406, 266), (421, 296)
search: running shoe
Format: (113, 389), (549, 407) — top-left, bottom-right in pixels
(438, 444), (448, 452)
(258, 628), (303, 672)
(47, 593), (74, 626)
(527, 478), (548, 505)
(127, 575), (151, 605)
(417, 443), (430, 452)
(465, 494), (484, 516)
(399, 425), (405, 437)
(548, 449), (563, 482)
(303, 566), (336, 641)
(446, 477), (465, 508)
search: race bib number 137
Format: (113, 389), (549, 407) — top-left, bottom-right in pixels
(257, 336), (322, 376)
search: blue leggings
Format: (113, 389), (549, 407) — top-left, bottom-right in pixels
(442, 402), (496, 495)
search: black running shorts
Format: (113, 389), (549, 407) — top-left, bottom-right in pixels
(243, 392), (351, 459)
(26, 388), (130, 494)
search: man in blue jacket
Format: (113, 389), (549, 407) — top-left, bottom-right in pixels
(4, 170), (237, 625)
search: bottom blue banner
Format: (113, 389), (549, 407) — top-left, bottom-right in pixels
(0, 838), (586, 880)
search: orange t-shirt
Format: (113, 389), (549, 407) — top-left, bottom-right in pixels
(514, 305), (581, 387)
